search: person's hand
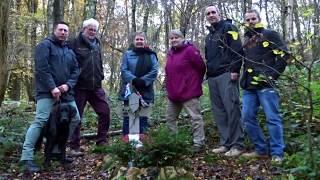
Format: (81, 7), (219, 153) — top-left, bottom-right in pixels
(58, 84), (69, 93)
(231, 73), (239, 81)
(132, 78), (145, 88)
(51, 87), (61, 100)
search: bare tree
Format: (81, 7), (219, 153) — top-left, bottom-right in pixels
(84, 0), (97, 19)
(0, 0), (10, 106)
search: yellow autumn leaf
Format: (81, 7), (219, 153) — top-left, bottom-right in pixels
(253, 76), (259, 81)
(296, 55), (302, 61)
(227, 31), (239, 40)
(280, 51), (285, 57)
(262, 41), (269, 47)
(273, 49), (280, 55)
(254, 23), (264, 28)
(247, 68), (253, 73)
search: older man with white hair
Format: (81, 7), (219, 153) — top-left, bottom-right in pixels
(69, 18), (111, 156)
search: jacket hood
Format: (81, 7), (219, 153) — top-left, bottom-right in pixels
(169, 40), (193, 53)
(244, 26), (264, 37)
(206, 19), (233, 33)
(46, 35), (67, 46)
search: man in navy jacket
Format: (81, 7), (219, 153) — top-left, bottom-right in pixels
(20, 21), (80, 172)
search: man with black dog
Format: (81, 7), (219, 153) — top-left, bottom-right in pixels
(69, 18), (111, 156)
(20, 21), (80, 173)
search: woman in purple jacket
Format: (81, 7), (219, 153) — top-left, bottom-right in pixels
(165, 29), (206, 153)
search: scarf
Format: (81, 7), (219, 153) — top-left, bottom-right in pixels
(132, 47), (156, 78)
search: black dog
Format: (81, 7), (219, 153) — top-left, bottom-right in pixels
(35, 102), (77, 167)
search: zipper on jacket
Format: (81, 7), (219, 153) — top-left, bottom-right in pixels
(91, 49), (94, 90)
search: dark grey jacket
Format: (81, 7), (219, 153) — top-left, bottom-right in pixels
(69, 33), (104, 90)
(240, 27), (288, 90)
(34, 36), (80, 101)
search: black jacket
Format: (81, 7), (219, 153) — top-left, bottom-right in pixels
(240, 27), (288, 90)
(205, 20), (243, 77)
(69, 33), (104, 90)
(34, 36), (80, 101)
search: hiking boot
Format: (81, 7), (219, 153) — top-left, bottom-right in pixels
(192, 145), (205, 153)
(68, 149), (84, 157)
(271, 156), (283, 163)
(51, 153), (74, 163)
(224, 148), (243, 157)
(242, 151), (268, 158)
(23, 160), (40, 173)
(211, 146), (228, 153)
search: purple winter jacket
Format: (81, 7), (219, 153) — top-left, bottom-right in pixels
(165, 41), (206, 102)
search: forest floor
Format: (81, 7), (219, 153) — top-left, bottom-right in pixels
(0, 101), (288, 179)
(0, 139), (284, 180)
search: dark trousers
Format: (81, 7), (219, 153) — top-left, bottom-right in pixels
(70, 88), (110, 150)
(208, 73), (244, 149)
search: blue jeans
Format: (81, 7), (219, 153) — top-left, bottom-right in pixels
(242, 88), (285, 157)
(21, 98), (80, 161)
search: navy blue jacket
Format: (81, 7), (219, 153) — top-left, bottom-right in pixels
(205, 20), (244, 77)
(34, 36), (80, 101)
(240, 27), (288, 90)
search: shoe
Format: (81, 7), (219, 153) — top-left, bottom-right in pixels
(68, 149), (84, 157)
(211, 146), (228, 153)
(224, 148), (243, 157)
(192, 145), (205, 153)
(242, 151), (268, 158)
(23, 160), (40, 173)
(51, 153), (74, 163)
(96, 141), (107, 146)
(271, 156), (283, 163)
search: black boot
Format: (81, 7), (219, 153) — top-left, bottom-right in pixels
(51, 153), (73, 163)
(23, 160), (40, 173)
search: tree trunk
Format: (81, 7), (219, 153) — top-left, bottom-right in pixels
(292, 0), (305, 60)
(84, 0), (97, 19)
(142, 1), (150, 35)
(0, 0), (10, 106)
(179, 0), (196, 36)
(47, 0), (64, 34)
(131, 0), (137, 33)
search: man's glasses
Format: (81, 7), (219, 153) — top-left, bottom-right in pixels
(245, 17), (257, 22)
(206, 11), (217, 16)
(87, 28), (97, 32)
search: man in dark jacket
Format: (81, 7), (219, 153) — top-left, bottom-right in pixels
(205, 5), (244, 156)
(241, 10), (288, 163)
(69, 18), (111, 155)
(20, 21), (80, 172)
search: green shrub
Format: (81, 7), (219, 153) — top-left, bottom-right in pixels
(283, 135), (320, 179)
(96, 125), (192, 169)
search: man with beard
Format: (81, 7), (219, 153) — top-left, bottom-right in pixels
(204, 5), (244, 156)
(119, 31), (159, 139)
(69, 18), (111, 156)
(240, 10), (289, 163)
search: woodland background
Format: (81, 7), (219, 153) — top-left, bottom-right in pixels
(0, 0), (319, 179)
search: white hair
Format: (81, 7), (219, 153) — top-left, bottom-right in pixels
(83, 18), (99, 29)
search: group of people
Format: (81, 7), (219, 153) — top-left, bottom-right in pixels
(20, 5), (289, 173)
